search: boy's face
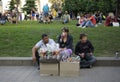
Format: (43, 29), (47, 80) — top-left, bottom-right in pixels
(81, 36), (87, 43)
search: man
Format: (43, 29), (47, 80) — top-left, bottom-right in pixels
(62, 11), (70, 24)
(0, 13), (8, 25)
(75, 33), (96, 68)
(32, 34), (56, 70)
(43, 4), (49, 17)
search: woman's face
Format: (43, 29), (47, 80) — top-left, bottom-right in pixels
(62, 31), (67, 37)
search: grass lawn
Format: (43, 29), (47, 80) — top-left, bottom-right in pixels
(0, 20), (120, 57)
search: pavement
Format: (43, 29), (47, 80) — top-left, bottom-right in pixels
(0, 66), (120, 82)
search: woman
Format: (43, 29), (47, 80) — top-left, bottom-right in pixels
(57, 27), (73, 61)
(31, 8), (36, 20)
(105, 13), (117, 26)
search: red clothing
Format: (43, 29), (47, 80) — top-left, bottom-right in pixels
(90, 16), (96, 25)
(105, 16), (117, 26)
(79, 19), (83, 24)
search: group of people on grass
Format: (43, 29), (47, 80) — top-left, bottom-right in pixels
(32, 27), (96, 70)
(29, 4), (62, 24)
(0, 7), (20, 25)
(76, 12), (120, 28)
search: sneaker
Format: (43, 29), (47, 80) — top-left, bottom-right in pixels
(95, 24), (98, 27)
(82, 26), (86, 28)
(87, 65), (92, 68)
(78, 25), (82, 28)
(38, 66), (40, 70)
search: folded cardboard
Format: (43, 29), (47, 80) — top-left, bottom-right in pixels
(40, 63), (60, 76)
(60, 62), (80, 77)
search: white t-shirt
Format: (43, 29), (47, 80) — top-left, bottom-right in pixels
(35, 39), (55, 49)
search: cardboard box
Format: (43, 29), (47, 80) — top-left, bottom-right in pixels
(40, 63), (60, 76)
(60, 62), (80, 77)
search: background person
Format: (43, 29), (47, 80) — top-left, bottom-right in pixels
(105, 12), (117, 26)
(62, 11), (70, 24)
(43, 4), (49, 17)
(0, 13), (8, 25)
(31, 8), (36, 20)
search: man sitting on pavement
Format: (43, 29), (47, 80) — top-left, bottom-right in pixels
(75, 33), (96, 68)
(32, 34), (59, 70)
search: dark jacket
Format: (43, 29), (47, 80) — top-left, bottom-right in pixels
(75, 40), (94, 55)
(0, 15), (7, 21)
(57, 34), (73, 50)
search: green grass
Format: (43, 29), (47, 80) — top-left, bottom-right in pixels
(0, 20), (120, 57)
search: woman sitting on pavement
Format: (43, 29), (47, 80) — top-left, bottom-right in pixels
(57, 27), (73, 61)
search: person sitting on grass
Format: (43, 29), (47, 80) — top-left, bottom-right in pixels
(105, 12), (117, 26)
(62, 11), (70, 24)
(76, 14), (86, 27)
(117, 14), (120, 25)
(82, 14), (97, 28)
(10, 12), (17, 24)
(75, 33), (96, 68)
(0, 13), (8, 25)
(32, 34), (59, 70)
(57, 27), (73, 61)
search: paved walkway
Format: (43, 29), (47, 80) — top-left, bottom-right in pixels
(0, 66), (120, 82)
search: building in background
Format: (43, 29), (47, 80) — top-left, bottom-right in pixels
(0, 0), (2, 12)
(0, 0), (51, 13)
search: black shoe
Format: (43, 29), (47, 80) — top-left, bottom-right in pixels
(80, 65), (92, 69)
(38, 66), (40, 70)
(86, 65), (92, 68)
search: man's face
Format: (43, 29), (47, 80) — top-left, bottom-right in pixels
(81, 36), (87, 43)
(43, 36), (49, 44)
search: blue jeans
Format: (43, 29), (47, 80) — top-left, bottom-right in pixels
(81, 20), (87, 27)
(85, 21), (95, 27)
(63, 19), (69, 23)
(80, 53), (96, 68)
(0, 20), (6, 25)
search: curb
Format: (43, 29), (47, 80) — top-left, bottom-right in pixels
(0, 57), (120, 66)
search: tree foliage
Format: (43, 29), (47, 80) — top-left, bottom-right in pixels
(9, 0), (16, 11)
(63, 0), (120, 16)
(22, 0), (36, 14)
(49, 0), (64, 11)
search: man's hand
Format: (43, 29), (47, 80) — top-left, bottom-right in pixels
(40, 51), (46, 56)
(79, 53), (85, 58)
(53, 51), (60, 55)
(32, 55), (36, 63)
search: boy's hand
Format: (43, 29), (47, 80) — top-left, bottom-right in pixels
(79, 53), (85, 58)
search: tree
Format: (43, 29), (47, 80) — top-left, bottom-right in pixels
(22, 0), (36, 14)
(9, 0), (16, 11)
(14, 0), (20, 8)
(63, 0), (119, 16)
(63, 0), (83, 16)
(49, 0), (64, 11)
